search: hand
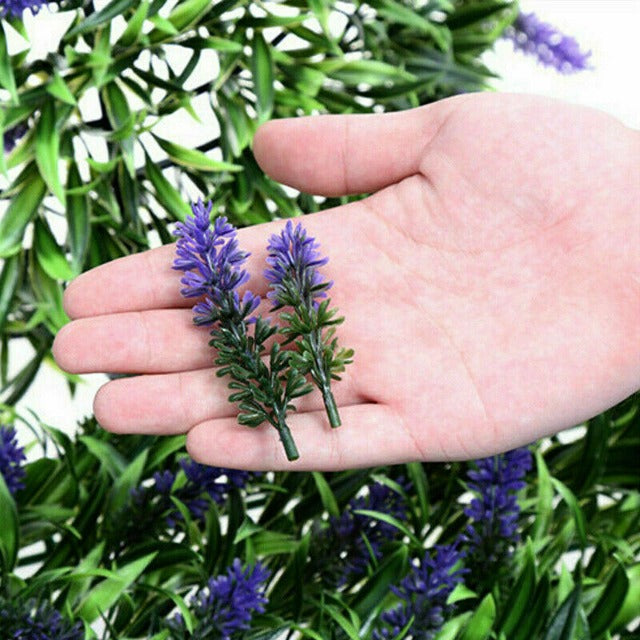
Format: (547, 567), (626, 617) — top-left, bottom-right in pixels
(53, 92), (640, 470)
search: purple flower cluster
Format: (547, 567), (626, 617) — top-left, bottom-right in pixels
(264, 220), (332, 309)
(131, 459), (252, 526)
(461, 448), (532, 582)
(505, 12), (591, 73)
(318, 482), (408, 587)
(374, 544), (466, 640)
(0, 424), (26, 496)
(166, 559), (270, 640)
(173, 200), (260, 325)
(0, 0), (47, 19)
(3, 122), (28, 153)
(0, 597), (84, 640)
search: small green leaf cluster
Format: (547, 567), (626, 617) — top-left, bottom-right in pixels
(211, 307), (311, 460)
(282, 300), (355, 382)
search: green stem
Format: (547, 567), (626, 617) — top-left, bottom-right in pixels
(276, 414), (300, 461)
(308, 328), (342, 428)
(322, 385), (341, 429)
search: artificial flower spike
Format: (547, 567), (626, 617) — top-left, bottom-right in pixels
(265, 220), (353, 428)
(173, 200), (312, 461)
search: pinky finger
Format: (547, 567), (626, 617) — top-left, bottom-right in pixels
(185, 404), (421, 471)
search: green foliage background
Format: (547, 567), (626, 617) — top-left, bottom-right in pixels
(0, 0), (639, 638)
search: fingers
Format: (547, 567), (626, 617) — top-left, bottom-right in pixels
(93, 366), (361, 436)
(184, 404), (420, 471)
(252, 99), (457, 196)
(53, 308), (210, 374)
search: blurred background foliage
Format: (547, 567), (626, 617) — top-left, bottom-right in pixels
(0, 0), (638, 638)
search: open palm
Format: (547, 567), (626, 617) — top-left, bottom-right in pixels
(53, 92), (640, 470)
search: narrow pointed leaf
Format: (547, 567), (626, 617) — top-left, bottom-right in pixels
(0, 166), (47, 257)
(35, 100), (65, 204)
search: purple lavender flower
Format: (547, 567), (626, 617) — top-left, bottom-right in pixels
(316, 482), (408, 587)
(173, 202), (309, 461)
(3, 122), (28, 153)
(374, 544), (467, 640)
(0, 0), (48, 19)
(166, 559), (270, 640)
(264, 220), (331, 309)
(0, 424), (26, 496)
(460, 448), (532, 587)
(173, 199), (260, 325)
(264, 220), (352, 429)
(131, 460), (252, 527)
(0, 597), (84, 640)
(505, 12), (591, 73)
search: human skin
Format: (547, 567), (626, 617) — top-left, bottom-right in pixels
(52, 92), (640, 471)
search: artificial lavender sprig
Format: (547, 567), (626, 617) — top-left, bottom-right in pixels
(0, 424), (27, 496)
(373, 544), (467, 640)
(173, 200), (311, 461)
(265, 220), (353, 428)
(165, 559), (270, 640)
(460, 447), (532, 588)
(505, 12), (591, 73)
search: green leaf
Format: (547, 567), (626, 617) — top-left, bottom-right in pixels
(0, 254), (20, 333)
(374, 0), (450, 48)
(251, 32), (274, 123)
(459, 593), (496, 640)
(65, 0), (138, 38)
(588, 563), (629, 637)
(0, 23), (18, 103)
(145, 153), (191, 221)
(180, 35), (243, 52)
(0, 473), (19, 572)
(79, 436), (127, 478)
(406, 461), (429, 527)
(497, 551), (535, 636)
(311, 471), (340, 517)
(316, 59), (415, 86)
(35, 100), (65, 204)
(109, 449), (148, 514)
(117, 0), (149, 46)
(319, 604), (360, 640)
(153, 135), (242, 173)
(353, 508), (422, 546)
(543, 583), (582, 640)
(0, 166), (47, 257)
(65, 162), (90, 274)
(29, 255), (69, 332)
(33, 218), (76, 281)
(47, 71), (77, 105)
(533, 449), (553, 540)
(76, 552), (158, 622)
(352, 546), (408, 620)
(137, 583), (195, 635)
(612, 563), (640, 630)
(511, 574), (550, 640)
(551, 477), (587, 549)
(103, 81), (135, 175)
(168, 0), (211, 31)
